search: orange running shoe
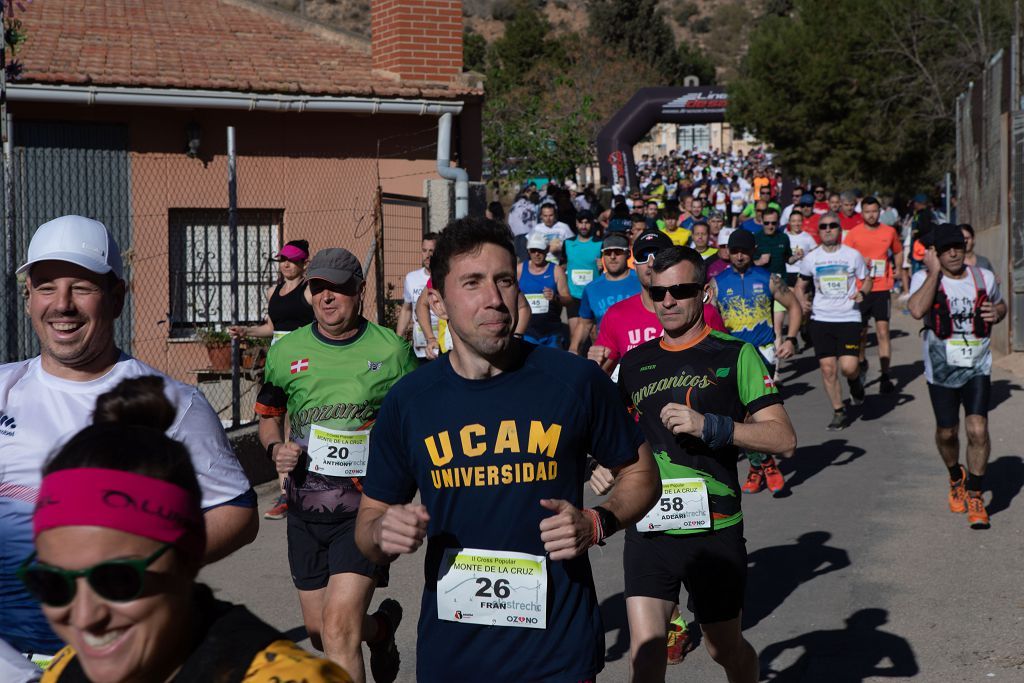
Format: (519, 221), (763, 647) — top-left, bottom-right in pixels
(966, 493), (990, 529)
(762, 457), (785, 493)
(948, 466), (967, 514)
(741, 466), (764, 494)
(666, 619), (698, 665)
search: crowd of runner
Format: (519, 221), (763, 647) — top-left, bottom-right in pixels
(0, 145), (1005, 682)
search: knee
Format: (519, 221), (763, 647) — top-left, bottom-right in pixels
(936, 426), (959, 444)
(320, 609), (363, 653)
(820, 364), (837, 380)
(704, 631), (742, 665)
(965, 421), (989, 445)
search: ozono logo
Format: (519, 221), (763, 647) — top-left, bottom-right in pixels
(507, 615), (538, 624)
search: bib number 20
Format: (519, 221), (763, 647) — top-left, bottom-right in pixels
(325, 445), (349, 460)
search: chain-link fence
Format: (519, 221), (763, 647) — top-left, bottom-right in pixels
(1, 121), (432, 425)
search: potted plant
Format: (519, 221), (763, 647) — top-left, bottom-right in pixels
(240, 336), (270, 370)
(195, 327), (232, 371)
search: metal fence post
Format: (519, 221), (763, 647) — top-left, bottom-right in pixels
(227, 126), (240, 428)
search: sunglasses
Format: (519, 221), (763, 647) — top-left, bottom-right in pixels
(528, 248), (547, 254)
(18, 543), (172, 607)
(819, 222), (841, 230)
(814, 189), (826, 194)
(763, 220), (779, 225)
(309, 279), (358, 295)
(650, 282), (704, 302)
(602, 248), (627, 256)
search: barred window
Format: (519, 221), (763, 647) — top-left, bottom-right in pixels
(168, 209), (283, 337)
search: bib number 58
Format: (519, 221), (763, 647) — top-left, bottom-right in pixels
(659, 497), (686, 512)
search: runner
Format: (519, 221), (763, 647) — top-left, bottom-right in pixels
(26, 377), (353, 683)
(617, 245), (797, 683)
(229, 239), (315, 521)
(796, 213), (873, 430)
(907, 225), (1005, 529)
(564, 211), (603, 347)
(843, 197), (902, 393)
(354, 216), (660, 682)
(395, 232), (440, 363)
(534, 203), (574, 262)
(690, 220), (718, 258)
(0, 215), (257, 662)
(518, 232), (572, 348)
(660, 200), (691, 246)
(713, 229), (802, 494)
(255, 248), (416, 682)
(568, 233), (640, 355)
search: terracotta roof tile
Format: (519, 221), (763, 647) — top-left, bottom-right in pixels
(16, 0), (479, 99)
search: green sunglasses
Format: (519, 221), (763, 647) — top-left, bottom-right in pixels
(18, 543), (173, 607)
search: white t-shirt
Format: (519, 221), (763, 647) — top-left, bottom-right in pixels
(799, 244), (869, 323)
(508, 199), (538, 237)
(730, 191), (746, 214)
(910, 267), (1002, 387)
(785, 230), (819, 274)
(533, 221), (574, 243)
(0, 355), (250, 508)
(403, 267), (437, 358)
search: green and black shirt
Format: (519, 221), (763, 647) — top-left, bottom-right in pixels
(618, 326), (782, 534)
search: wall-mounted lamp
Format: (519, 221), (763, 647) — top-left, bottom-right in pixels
(185, 121), (202, 158)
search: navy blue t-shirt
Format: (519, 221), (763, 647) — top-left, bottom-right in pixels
(364, 344), (644, 683)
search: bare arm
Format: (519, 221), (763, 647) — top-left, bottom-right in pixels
(908, 267), (940, 320)
(395, 302), (413, 339)
(660, 402), (796, 456)
(770, 275), (802, 357)
(202, 505), (258, 563)
(554, 266), (573, 306)
(415, 288), (439, 359)
(568, 317), (595, 355)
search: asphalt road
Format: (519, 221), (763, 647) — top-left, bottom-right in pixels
(200, 309), (1024, 682)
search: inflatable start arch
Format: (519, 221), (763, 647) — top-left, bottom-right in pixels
(597, 86), (728, 191)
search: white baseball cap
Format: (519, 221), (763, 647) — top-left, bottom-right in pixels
(17, 215), (124, 279)
(526, 232), (548, 251)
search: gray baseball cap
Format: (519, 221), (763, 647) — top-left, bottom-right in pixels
(307, 248), (363, 285)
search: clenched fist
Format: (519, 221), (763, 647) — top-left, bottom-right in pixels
(660, 402), (705, 439)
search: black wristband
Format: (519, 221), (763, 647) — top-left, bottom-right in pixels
(785, 336), (798, 345)
(592, 505), (620, 538)
(266, 441), (281, 459)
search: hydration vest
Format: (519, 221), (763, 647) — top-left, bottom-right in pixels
(922, 266), (990, 340)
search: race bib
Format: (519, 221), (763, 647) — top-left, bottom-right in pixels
(271, 330), (290, 346)
(636, 478), (712, 532)
(758, 342), (777, 367)
(437, 548), (547, 629)
(945, 339), (983, 368)
(571, 269), (594, 287)
(307, 424), (370, 477)
(871, 259), (887, 278)
(819, 274), (847, 296)
(525, 293), (550, 315)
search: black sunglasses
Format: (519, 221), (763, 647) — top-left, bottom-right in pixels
(650, 282), (704, 302)
(819, 222), (841, 230)
(763, 220), (779, 225)
(309, 279), (359, 295)
(18, 544), (172, 607)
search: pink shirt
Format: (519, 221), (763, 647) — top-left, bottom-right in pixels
(595, 294), (727, 365)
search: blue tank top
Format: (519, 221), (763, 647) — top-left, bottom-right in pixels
(519, 263), (562, 337)
(713, 265), (776, 347)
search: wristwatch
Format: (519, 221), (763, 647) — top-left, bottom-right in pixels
(785, 336), (798, 346)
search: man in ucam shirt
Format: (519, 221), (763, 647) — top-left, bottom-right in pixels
(589, 230), (724, 379)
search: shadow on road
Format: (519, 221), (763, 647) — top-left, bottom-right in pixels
(600, 592), (630, 662)
(886, 359), (924, 392)
(775, 439), (866, 492)
(986, 455), (1024, 517)
(990, 378), (1022, 411)
(743, 532), (849, 630)
(758, 608), (918, 682)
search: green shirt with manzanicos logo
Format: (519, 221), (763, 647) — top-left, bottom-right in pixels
(618, 326), (781, 534)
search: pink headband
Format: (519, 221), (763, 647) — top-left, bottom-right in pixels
(34, 468), (206, 558)
(276, 244), (308, 262)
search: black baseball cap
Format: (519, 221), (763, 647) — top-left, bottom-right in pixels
(633, 229), (673, 262)
(727, 229), (756, 252)
(922, 223), (966, 251)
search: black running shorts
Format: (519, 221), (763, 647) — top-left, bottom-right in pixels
(927, 375), (991, 428)
(860, 291), (892, 323)
(623, 523), (746, 624)
(566, 296), (582, 319)
(810, 320), (862, 359)
(287, 514), (388, 591)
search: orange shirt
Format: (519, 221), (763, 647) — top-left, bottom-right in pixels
(753, 176), (771, 198)
(843, 223), (903, 291)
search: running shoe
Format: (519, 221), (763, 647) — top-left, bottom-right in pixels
(741, 466), (764, 494)
(666, 617), (699, 665)
(948, 465), (967, 514)
(827, 409), (848, 431)
(263, 494), (287, 520)
(762, 457), (785, 493)
(369, 598), (403, 683)
(848, 377), (865, 405)
(879, 374), (895, 394)
(966, 493), (990, 529)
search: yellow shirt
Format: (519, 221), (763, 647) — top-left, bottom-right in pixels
(43, 640), (353, 683)
(660, 226), (692, 247)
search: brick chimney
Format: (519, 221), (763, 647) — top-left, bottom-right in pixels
(371, 0), (463, 83)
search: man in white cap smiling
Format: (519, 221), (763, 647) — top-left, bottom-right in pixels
(0, 215), (258, 664)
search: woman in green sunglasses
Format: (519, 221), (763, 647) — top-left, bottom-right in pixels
(24, 376), (352, 683)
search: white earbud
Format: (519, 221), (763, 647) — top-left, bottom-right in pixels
(702, 293), (710, 303)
